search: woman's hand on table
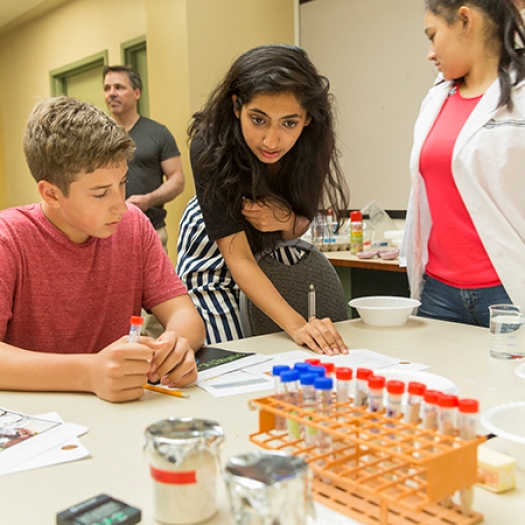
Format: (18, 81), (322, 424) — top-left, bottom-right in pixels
(291, 319), (349, 355)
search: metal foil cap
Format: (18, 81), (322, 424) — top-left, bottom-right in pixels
(224, 451), (314, 525)
(144, 418), (225, 466)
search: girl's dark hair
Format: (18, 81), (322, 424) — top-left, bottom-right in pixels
(189, 44), (349, 253)
(426, 0), (525, 109)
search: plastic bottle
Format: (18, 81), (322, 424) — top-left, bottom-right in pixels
(335, 367), (353, 409)
(385, 380), (405, 418)
(404, 382), (426, 424)
(319, 362), (335, 377)
(437, 393), (456, 436)
(368, 375), (385, 413)
(128, 315), (144, 343)
(354, 368), (373, 407)
(324, 208), (336, 247)
(350, 210), (363, 254)
(362, 213), (374, 252)
(293, 362), (311, 375)
(300, 373), (318, 446)
(272, 365), (290, 431)
(280, 370), (301, 439)
(304, 358), (321, 366)
(308, 365), (326, 378)
(458, 399), (479, 517)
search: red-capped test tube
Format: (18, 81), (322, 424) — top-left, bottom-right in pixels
(386, 380), (405, 418)
(320, 362), (335, 377)
(437, 393), (456, 436)
(422, 389), (439, 430)
(128, 315), (144, 343)
(404, 382), (426, 424)
(305, 358), (321, 366)
(354, 368), (373, 407)
(335, 367), (353, 407)
(458, 399), (479, 517)
(368, 375), (385, 413)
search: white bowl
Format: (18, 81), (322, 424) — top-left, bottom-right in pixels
(349, 296), (421, 327)
(481, 401), (525, 469)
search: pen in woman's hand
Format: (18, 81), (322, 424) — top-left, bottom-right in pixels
(308, 284), (316, 322)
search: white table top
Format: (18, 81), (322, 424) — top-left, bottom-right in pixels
(1, 317), (524, 524)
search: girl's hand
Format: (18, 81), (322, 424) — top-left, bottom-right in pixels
(241, 198), (294, 233)
(291, 319), (349, 355)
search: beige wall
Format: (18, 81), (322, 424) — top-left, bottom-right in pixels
(146, 0), (295, 256)
(0, 0), (294, 263)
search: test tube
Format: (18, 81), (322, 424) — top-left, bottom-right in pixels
(308, 365), (326, 378)
(458, 399), (479, 517)
(404, 382), (426, 424)
(314, 376), (333, 466)
(300, 373), (318, 446)
(368, 375), (386, 413)
(319, 362), (335, 377)
(437, 393), (457, 509)
(280, 370), (301, 439)
(128, 315), (144, 343)
(335, 367), (353, 409)
(385, 380), (405, 418)
(354, 368), (373, 407)
(272, 365), (290, 431)
(304, 358), (321, 366)
(422, 389), (439, 431)
(293, 363), (311, 375)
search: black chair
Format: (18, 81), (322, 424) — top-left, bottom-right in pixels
(239, 239), (348, 337)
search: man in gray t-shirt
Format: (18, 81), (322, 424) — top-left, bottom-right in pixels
(103, 65), (185, 338)
(103, 65), (185, 251)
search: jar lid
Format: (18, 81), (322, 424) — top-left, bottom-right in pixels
(386, 380), (405, 394)
(314, 377), (333, 390)
(308, 366), (326, 377)
(424, 389), (439, 404)
(272, 365), (290, 377)
(320, 362), (335, 374)
(408, 382), (426, 396)
(280, 370), (299, 383)
(350, 210), (362, 221)
(299, 373), (317, 386)
(335, 367), (353, 380)
(368, 375), (385, 389)
(436, 393), (456, 408)
(458, 399), (479, 413)
(356, 368), (373, 380)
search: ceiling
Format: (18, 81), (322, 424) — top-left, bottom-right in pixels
(0, 0), (69, 36)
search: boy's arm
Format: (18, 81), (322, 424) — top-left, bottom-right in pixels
(0, 338), (155, 402)
(148, 295), (204, 386)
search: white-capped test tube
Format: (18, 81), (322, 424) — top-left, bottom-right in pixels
(458, 399), (479, 517)
(385, 380), (405, 418)
(368, 375), (385, 413)
(272, 365), (290, 431)
(128, 315), (144, 343)
(404, 382), (426, 424)
(354, 368), (373, 407)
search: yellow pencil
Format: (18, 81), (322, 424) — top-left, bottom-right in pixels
(143, 383), (190, 399)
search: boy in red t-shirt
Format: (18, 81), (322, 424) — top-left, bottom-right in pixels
(0, 96), (204, 402)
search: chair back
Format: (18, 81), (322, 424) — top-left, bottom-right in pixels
(240, 240), (348, 337)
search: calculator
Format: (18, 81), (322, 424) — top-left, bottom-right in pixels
(56, 494), (141, 525)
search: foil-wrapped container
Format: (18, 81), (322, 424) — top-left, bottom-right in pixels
(144, 418), (225, 525)
(224, 451), (314, 525)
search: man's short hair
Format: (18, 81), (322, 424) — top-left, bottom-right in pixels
(103, 65), (142, 91)
(23, 96), (135, 196)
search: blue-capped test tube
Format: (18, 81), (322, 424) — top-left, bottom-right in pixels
(281, 370), (301, 439)
(129, 315), (144, 343)
(272, 365), (290, 431)
(300, 373), (318, 446)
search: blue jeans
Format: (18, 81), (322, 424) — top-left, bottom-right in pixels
(418, 275), (512, 328)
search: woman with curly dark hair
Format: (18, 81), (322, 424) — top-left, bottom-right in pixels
(177, 44), (349, 354)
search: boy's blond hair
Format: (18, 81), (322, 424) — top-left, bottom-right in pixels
(23, 96), (135, 196)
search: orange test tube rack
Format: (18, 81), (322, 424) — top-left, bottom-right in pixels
(249, 394), (486, 525)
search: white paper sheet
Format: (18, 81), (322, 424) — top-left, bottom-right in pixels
(0, 409), (88, 475)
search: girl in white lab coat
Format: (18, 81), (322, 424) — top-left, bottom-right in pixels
(401, 0), (525, 327)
